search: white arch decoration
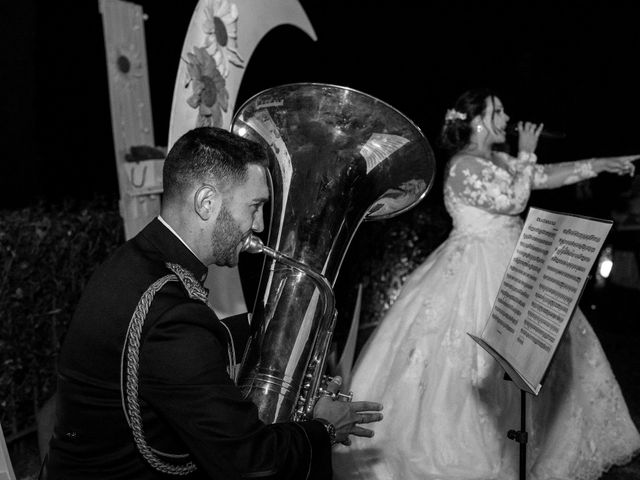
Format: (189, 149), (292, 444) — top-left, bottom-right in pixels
(168, 0), (317, 317)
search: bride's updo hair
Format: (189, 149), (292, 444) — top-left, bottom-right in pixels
(440, 88), (497, 155)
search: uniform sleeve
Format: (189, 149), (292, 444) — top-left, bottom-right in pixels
(136, 301), (332, 479)
(446, 154), (533, 215)
(219, 312), (251, 380)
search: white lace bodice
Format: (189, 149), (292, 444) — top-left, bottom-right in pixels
(443, 151), (534, 236)
(443, 151), (597, 235)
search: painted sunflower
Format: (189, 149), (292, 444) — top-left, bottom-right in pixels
(202, 0), (244, 77)
(185, 46), (229, 128)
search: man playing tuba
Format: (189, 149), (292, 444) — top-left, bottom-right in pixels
(43, 127), (383, 479)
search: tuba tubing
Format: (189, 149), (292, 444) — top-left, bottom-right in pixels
(240, 234), (337, 421)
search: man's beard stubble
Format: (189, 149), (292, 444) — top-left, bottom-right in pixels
(210, 203), (245, 267)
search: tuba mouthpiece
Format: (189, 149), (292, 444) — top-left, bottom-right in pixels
(241, 234), (265, 254)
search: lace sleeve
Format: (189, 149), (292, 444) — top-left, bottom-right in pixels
(532, 160), (597, 189)
(446, 155), (531, 214)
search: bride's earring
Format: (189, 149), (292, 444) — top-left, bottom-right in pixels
(476, 124), (484, 133)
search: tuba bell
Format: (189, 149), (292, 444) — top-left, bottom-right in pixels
(232, 83), (436, 423)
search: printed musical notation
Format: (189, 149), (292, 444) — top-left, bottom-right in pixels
(470, 207), (612, 395)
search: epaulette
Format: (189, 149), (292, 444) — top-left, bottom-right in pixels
(166, 262), (209, 303)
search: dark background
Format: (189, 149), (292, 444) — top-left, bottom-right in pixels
(2, 4), (640, 477)
(3, 0), (640, 347)
(2, 1), (640, 211)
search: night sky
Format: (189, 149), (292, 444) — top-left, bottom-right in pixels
(2, 2), (640, 210)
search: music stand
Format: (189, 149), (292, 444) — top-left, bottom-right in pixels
(501, 277), (589, 480)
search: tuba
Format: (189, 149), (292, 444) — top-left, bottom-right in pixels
(233, 83), (436, 423)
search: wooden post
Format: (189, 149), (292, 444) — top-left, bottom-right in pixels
(99, 0), (163, 240)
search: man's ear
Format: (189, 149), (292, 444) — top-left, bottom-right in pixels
(194, 184), (219, 221)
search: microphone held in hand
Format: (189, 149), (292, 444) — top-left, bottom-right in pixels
(507, 123), (567, 140)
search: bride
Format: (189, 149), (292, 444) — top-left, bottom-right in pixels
(333, 88), (640, 480)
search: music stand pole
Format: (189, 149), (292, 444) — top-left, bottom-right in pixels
(502, 275), (587, 480)
(507, 387), (528, 480)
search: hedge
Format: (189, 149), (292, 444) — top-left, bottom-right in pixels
(0, 197), (124, 440)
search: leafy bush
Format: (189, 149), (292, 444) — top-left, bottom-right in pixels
(0, 197), (123, 438)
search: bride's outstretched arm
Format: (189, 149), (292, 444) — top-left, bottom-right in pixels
(531, 155), (638, 190)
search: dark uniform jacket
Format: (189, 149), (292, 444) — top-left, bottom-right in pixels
(46, 218), (331, 479)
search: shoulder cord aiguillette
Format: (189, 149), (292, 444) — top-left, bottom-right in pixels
(119, 262), (234, 475)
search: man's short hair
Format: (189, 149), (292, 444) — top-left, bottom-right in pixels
(162, 127), (269, 201)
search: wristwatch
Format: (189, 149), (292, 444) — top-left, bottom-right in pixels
(315, 418), (337, 446)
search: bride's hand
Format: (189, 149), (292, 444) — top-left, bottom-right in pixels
(518, 121), (544, 154)
(593, 155), (639, 176)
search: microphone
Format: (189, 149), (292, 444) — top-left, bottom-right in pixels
(507, 123), (566, 140)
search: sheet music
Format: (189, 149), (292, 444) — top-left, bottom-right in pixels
(480, 207), (612, 393)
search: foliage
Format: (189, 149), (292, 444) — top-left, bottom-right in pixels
(0, 197), (123, 438)
(333, 200), (452, 354)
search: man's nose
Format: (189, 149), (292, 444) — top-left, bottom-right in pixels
(252, 212), (264, 233)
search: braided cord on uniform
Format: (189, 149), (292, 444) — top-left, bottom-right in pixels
(120, 274), (197, 475)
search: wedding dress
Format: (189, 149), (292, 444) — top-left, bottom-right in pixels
(333, 152), (640, 480)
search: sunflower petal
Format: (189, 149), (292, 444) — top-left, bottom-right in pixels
(211, 105), (223, 127)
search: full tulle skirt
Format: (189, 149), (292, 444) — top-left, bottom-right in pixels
(333, 223), (640, 480)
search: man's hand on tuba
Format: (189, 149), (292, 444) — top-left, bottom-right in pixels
(313, 376), (383, 446)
